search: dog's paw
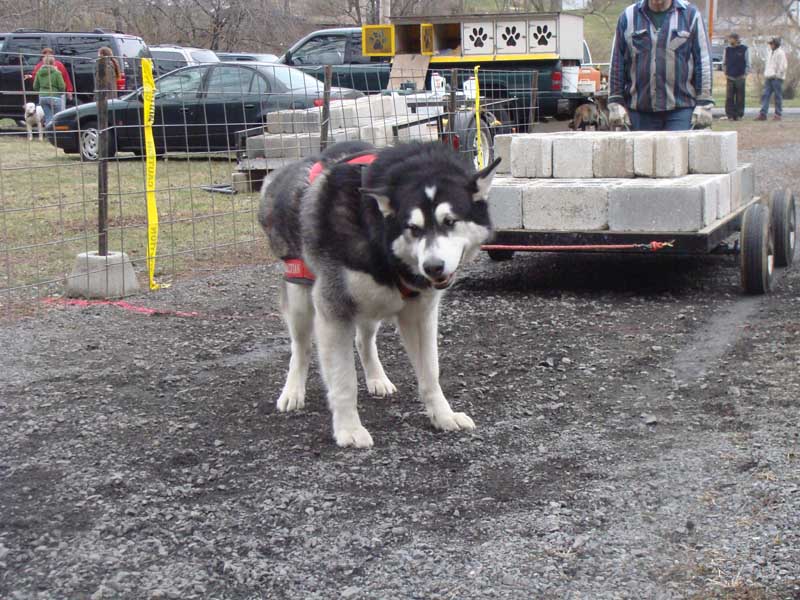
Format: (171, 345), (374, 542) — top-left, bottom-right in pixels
(276, 387), (305, 412)
(366, 376), (397, 397)
(334, 425), (374, 449)
(430, 410), (476, 432)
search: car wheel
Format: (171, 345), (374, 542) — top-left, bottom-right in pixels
(79, 120), (117, 162)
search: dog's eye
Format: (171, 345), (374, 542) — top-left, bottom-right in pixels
(407, 224), (423, 237)
(442, 217), (457, 228)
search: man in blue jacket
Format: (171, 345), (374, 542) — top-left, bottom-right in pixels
(608, 0), (714, 131)
(723, 32), (750, 121)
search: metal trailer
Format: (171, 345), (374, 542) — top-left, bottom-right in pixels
(482, 189), (797, 295)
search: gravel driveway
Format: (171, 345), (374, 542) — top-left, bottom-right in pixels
(1, 129), (799, 599)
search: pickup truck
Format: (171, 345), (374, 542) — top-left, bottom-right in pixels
(279, 17), (594, 131)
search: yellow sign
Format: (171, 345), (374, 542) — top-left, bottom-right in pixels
(141, 58), (160, 290)
(362, 25), (395, 56)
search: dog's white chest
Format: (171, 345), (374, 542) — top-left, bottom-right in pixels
(344, 269), (405, 318)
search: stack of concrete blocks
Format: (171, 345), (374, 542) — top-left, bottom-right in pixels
(244, 93), (437, 163)
(490, 130), (756, 233)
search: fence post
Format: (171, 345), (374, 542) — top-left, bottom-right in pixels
(320, 65), (332, 152)
(96, 56), (111, 256)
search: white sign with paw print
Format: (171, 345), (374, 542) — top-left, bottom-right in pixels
(528, 19), (557, 53)
(496, 20), (527, 54)
(462, 21), (495, 55)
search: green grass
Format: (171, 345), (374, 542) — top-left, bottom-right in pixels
(711, 71), (800, 109)
(0, 135), (267, 301)
(580, 0), (630, 64)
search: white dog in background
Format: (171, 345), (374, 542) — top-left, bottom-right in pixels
(24, 102), (45, 142)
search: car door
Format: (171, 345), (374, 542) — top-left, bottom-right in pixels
(199, 64), (262, 151)
(0, 35), (44, 117)
(288, 33), (347, 85)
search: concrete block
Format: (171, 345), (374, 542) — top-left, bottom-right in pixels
(231, 171), (251, 193)
(510, 136), (553, 178)
(399, 123), (438, 142)
(254, 133), (320, 159)
(653, 133), (689, 178)
(738, 163), (755, 207)
(689, 131), (738, 174)
(360, 123), (393, 147)
(609, 178), (713, 232)
(593, 135), (634, 178)
(494, 134), (513, 174)
(66, 251), (139, 299)
(329, 102), (359, 130)
(523, 179), (611, 230)
(552, 136), (594, 178)
(245, 134), (266, 158)
(633, 134), (656, 177)
(265, 109), (295, 134)
(488, 178), (526, 229)
(713, 173), (732, 219)
(355, 94), (397, 118)
(292, 108), (321, 133)
(330, 127), (362, 143)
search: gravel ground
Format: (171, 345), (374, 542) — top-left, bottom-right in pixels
(1, 133), (800, 599)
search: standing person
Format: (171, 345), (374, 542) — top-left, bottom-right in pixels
(97, 46), (122, 99)
(27, 48), (74, 105)
(723, 32), (750, 121)
(608, 0), (714, 131)
(756, 37), (788, 121)
(32, 54), (66, 125)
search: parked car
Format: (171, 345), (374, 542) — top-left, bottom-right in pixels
(0, 28), (149, 120)
(46, 62), (364, 160)
(217, 52), (278, 63)
(148, 44), (219, 77)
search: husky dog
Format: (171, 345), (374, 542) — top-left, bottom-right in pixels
(24, 102), (46, 141)
(260, 141), (501, 448)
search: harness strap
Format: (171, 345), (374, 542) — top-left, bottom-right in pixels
(283, 258), (315, 285)
(308, 152), (378, 184)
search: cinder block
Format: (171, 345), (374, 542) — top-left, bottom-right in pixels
(714, 173), (732, 219)
(265, 110), (295, 134)
(360, 123), (393, 147)
(330, 127), (361, 143)
(736, 163), (755, 208)
(494, 134), (513, 174)
(689, 131), (738, 174)
(255, 133), (321, 159)
(246, 134), (266, 158)
(355, 94), (396, 118)
(552, 136), (594, 178)
(488, 178), (526, 229)
(399, 123), (438, 142)
(231, 171), (251, 193)
(609, 178), (714, 232)
(633, 134), (656, 177)
(654, 133), (689, 178)
(292, 108), (321, 133)
(510, 135), (553, 178)
(329, 102), (358, 130)
(523, 179), (611, 230)
(593, 135), (634, 178)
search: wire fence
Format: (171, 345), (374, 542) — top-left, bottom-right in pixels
(0, 50), (552, 317)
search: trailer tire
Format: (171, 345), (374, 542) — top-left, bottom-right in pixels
(740, 202), (774, 294)
(451, 111), (494, 170)
(770, 188), (796, 267)
(487, 249), (514, 261)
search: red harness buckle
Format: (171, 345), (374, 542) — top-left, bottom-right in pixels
(284, 258), (315, 284)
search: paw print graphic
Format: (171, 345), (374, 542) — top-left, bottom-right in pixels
(368, 30), (386, 51)
(502, 26), (521, 47)
(532, 24), (553, 47)
(469, 27), (488, 48)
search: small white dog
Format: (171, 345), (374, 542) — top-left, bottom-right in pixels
(24, 102), (45, 141)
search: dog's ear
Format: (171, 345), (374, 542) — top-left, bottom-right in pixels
(360, 187), (393, 216)
(470, 157), (502, 202)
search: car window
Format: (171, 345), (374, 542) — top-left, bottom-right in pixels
(119, 37), (147, 59)
(259, 65), (322, 92)
(156, 67), (206, 98)
(58, 36), (112, 59)
(152, 51), (187, 77)
(205, 65), (254, 98)
(291, 35), (346, 66)
(0, 36), (44, 66)
(190, 49), (219, 63)
(249, 72), (271, 94)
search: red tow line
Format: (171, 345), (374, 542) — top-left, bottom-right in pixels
(482, 241), (675, 252)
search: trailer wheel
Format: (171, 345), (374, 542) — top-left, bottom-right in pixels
(771, 188), (796, 267)
(487, 249), (514, 261)
(451, 111), (494, 171)
(740, 202), (774, 294)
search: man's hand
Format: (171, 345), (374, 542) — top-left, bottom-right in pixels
(66, 93), (73, 102)
(691, 105), (713, 129)
(608, 102), (630, 130)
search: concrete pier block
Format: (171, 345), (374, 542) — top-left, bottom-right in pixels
(488, 178), (526, 229)
(523, 179), (611, 230)
(494, 134), (513, 174)
(689, 131), (738, 174)
(552, 136), (594, 178)
(510, 136), (552, 178)
(609, 178), (713, 232)
(593, 135), (634, 178)
(66, 251), (140, 298)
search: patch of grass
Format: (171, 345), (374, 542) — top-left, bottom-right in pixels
(0, 135), (268, 301)
(712, 71), (800, 110)
(580, 0), (630, 64)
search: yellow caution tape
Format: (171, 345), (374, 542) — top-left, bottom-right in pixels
(141, 58), (160, 290)
(473, 65), (483, 169)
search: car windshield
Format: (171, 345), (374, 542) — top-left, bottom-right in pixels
(259, 65), (323, 92)
(190, 49), (219, 63)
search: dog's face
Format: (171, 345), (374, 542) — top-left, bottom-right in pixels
(24, 102), (37, 118)
(366, 157), (500, 290)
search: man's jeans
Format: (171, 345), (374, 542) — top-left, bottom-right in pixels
(629, 107), (693, 131)
(760, 77), (783, 117)
(726, 77), (746, 119)
(38, 96), (64, 126)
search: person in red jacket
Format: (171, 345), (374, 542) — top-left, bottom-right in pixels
(26, 48), (74, 103)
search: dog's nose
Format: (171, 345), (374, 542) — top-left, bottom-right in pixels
(423, 258), (445, 279)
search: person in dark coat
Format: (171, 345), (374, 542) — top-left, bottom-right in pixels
(723, 32), (750, 121)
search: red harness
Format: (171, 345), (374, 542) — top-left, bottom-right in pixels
(283, 152), (418, 298)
